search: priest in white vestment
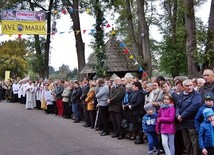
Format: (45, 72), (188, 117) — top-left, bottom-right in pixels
(25, 80), (35, 109)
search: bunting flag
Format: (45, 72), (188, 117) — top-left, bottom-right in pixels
(86, 8), (91, 14)
(119, 42), (125, 48)
(111, 30), (116, 35)
(139, 66), (143, 72)
(106, 24), (111, 28)
(18, 34), (22, 39)
(142, 71), (148, 77)
(118, 40), (150, 80)
(62, 9), (67, 14)
(129, 55), (134, 59)
(91, 29), (95, 34)
(53, 10), (58, 14)
(134, 61), (138, 65)
(123, 49), (129, 54)
(75, 30), (80, 35)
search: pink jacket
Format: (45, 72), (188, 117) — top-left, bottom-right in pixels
(156, 105), (176, 134)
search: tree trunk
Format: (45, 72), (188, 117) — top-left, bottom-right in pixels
(29, 0), (45, 78)
(183, 0), (199, 78)
(44, 0), (54, 79)
(125, 0), (141, 57)
(204, 0), (214, 70)
(63, 0), (86, 80)
(35, 34), (45, 78)
(136, 0), (152, 77)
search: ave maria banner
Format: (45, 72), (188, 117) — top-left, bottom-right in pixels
(1, 20), (46, 35)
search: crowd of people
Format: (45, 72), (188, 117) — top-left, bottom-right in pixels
(0, 69), (213, 155)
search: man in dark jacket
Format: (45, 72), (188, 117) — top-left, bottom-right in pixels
(199, 69), (214, 101)
(107, 77), (125, 139)
(176, 79), (203, 155)
(80, 78), (90, 127)
(71, 80), (82, 123)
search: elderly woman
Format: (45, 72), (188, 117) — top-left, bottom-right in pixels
(196, 78), (205, 91)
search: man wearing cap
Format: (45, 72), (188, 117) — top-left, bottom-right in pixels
(107, 77), (125, 139)
(198, 108), (214, 155)
(199, 69), (214, 101)
(176, 79), (203, 155)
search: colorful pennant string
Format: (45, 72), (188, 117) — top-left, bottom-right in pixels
(118, 40), (149, 79)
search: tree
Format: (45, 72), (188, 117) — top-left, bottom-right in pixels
(110, 0), (156, 77)
(183, 0), (199, 77)
(158, 0), (188, 77)
(1, 0), (53, 79)
(204, 0), (214, 69)
(137, 0), (152, 76)
(0, 40), (29, 79)
(91, 0), (107, 78)
(49, 66), (55, 75)
(29, 0), (55, 78)
(62, 0), (86, 80)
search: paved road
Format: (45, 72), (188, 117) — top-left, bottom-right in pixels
(0, 101), (148, 155)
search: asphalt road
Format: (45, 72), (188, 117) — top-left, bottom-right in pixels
(0, 100), (148, 155)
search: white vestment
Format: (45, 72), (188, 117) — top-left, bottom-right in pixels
(44, 90), (53, 105)
(25, 84), (36, 109)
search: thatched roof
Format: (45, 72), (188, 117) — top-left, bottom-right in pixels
(80, 36), (139, 74)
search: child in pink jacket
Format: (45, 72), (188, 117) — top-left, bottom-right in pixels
(156, 94), (176, 155)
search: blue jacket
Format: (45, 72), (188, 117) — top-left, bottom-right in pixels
(198, 120), (214, 149)
(142, 113), (157, 133)
(176, 89), (203, 129)
(195, 104), (214, 133)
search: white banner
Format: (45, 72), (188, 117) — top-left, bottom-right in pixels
(1, 10), (46, 21)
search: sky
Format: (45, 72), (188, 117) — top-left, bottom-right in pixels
(0, 0), (211, 71)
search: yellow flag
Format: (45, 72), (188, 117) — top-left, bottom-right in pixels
(129, 55), (134, 59)
(111, 30), (116, 35)
(5, 71), (10, 81)
(53, 10), (58, 14)
(86, 9), (91, 14)
(75, 30), (80, 35)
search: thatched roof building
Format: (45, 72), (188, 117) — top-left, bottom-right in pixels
(80, 36), (141, 79)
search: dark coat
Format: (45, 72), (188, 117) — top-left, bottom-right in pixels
(108, 84), (125, 113)
(80, 83), (90, 101)
(176, 89), (203, 129)
(130, 90), (145, 116)
(55, 85), (64, 100)
(71, 87), (82, 103)
(199, 81), (214, 101)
